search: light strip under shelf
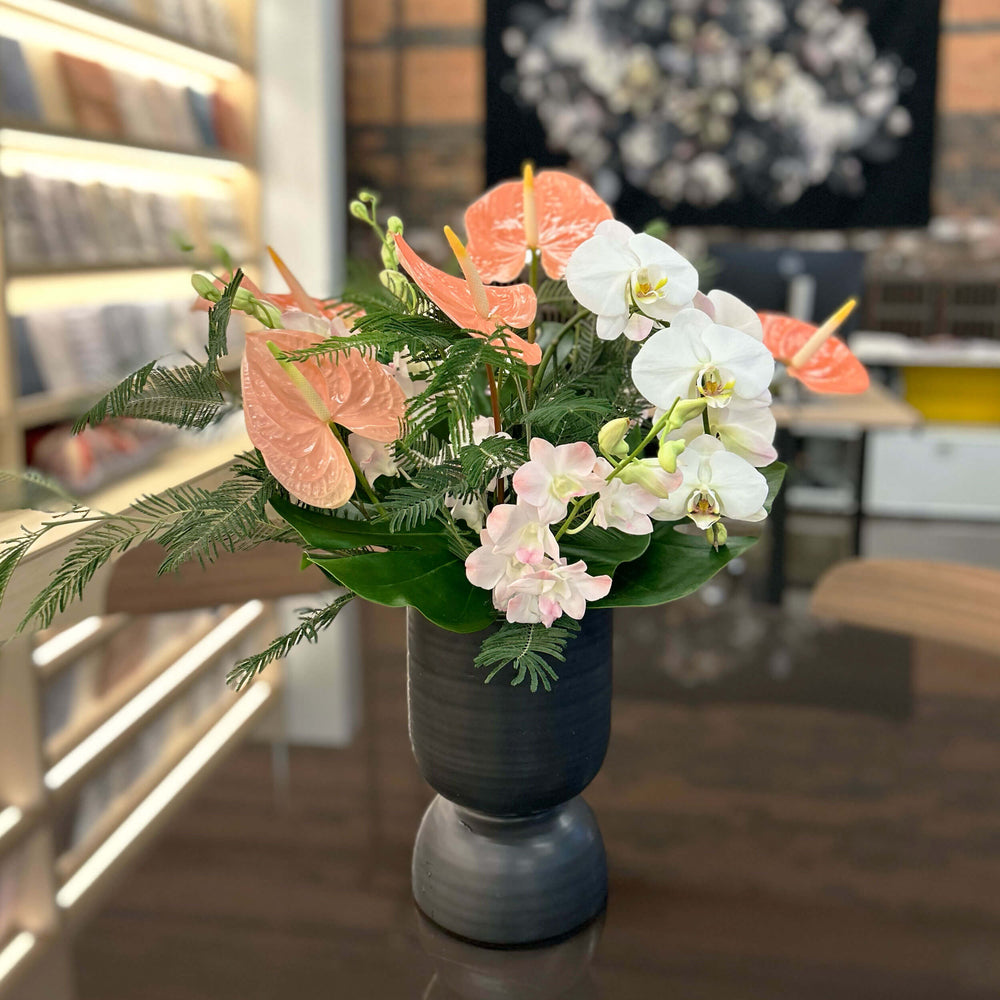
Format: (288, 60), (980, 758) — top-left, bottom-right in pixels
(0, 0), (243, 86)
(0, 805), (24, 841)
(32, 615), (104, 670)
(0, 931), (37, 985)
(0, 129), (248, 192)
(56, 681), (272, 911)
(44, 600), (264, 792)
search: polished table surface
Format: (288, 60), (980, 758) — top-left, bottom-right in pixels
(72, 601), (1000, 999)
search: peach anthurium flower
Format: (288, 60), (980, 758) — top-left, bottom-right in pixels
(464, 165), (613, 283)
(759, 299), (869, 395)
(393, 229), (541, 365)
(241, 328), (406, 509)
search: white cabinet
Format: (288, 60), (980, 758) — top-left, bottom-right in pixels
(864, 425), (1000, 521)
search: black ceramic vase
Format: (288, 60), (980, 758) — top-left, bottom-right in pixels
(407, 607), (613, 946)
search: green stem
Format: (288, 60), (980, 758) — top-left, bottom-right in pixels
(529, 308), (588, 401)
(554, 496), (592, 541)
(605, 398), (681, 484)
(526, 250), (539, 345)
(329, 422), (387, 516)
(702, 407), (712, 436)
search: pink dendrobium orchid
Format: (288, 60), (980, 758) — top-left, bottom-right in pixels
(241, 328), (406, 509)
(464, 165), (614, 283)
(393, 230), (542, 366)
(759, 299), (869, 395)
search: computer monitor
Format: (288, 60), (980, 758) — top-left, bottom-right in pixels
(707, 245), (866, 335)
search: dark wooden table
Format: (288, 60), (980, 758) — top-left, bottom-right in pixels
(72, 602), (1000, 999)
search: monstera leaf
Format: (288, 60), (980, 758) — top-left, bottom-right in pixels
(270, 494), (493, 632)
(594, 462), (785, 608)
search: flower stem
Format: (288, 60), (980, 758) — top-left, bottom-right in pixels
(329, 422), (387, 516)
(485, 364), (505, 504)
(605, 397), (681, 483)
(702, 407), (712, 436)
(529, 307), (588, 402)
(554, 496), (592, 541)
(526, 250), (539, 345)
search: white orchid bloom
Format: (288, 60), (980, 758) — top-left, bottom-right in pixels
(652, 434), (769, 529)
(695, 289), (764, 341)
(663, 392), (778, 467)
(483, 502), (560, 565)
(631, 307), (774, 410)
(348, 434), (398, 484)
(503, 558), (612, 628)
(591, 458), (658, 535)
(512, 438), (605, 523)
(565, 219), (699, 341)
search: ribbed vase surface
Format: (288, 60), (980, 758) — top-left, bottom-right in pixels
(407, 608), (612, 945)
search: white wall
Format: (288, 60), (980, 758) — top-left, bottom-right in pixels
(257, 0), (359, 745)
(258, 0), (345, 295)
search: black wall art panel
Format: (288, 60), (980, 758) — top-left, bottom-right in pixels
(486, 0), (941, 229)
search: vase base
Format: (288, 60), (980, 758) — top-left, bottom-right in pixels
(412, 794), (608, 947)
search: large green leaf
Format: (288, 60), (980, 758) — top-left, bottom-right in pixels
(559, 524), (650, 577)
(762, 461), (786, 512)
(592, 523), (758, 608)
(270, 494), (452, 552)
(592, 462), (785, 608)
(308, 549), (494, 633)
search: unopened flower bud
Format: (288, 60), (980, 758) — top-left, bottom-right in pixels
(619, 458), (675, 499)
(598, 418), (630, 460)
(665, 397), (707, 431)
(380, 268), (415, 306)
(358, 190), (378, 205)
(706, 522), (728, 549)
(658, 438), (687, 473)
(250, 298), (283, 329)
(191, 273), (221, 301)
(386, 216), (404, 234)
(349, 200), (370, 221)
(380, 240), (398, 270)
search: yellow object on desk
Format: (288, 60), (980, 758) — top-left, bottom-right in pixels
(903, 367), (1000, 423)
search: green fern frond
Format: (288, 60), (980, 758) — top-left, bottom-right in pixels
(227, 594), (354, 691)
(72, 363), (230, 433)
(458, 437), (527, 492)
(205, 268), (243, 371)
(155, 476), (285, 573)
(474, 618), (582, 692)
(0, 469), (78, 512)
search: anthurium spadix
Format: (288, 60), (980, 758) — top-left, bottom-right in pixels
(464, 165), (613, 282)
(631, 307), (774, 411)
(241, 329), (406, 509)
(565, 219), (699, 341)
(393, 229), (541, 366)
(759, 299), (869, 394)
(652, 434), (769, 529)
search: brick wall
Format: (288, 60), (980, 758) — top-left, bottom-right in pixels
(343, 0), (1000, 258)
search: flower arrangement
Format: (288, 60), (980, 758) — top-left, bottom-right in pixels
(0, 167), (868, 691)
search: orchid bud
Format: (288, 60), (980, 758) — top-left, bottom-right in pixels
(598, 418), (630, 460)
(191, 273), (221, 301)
(658, 438), (687, 473)
(349, 200), (370, 221)
(380, 268), (415, 307)
(380, 240), (398, 270)
(358, 189), (378, 204)
(232, 287), (254, 309)
(619, 458), (674, 499)
(706, 522), (728, 549)
(386, 216), (404, 234)
(250, 298), (283, 329)
(665, 397), (707, 431)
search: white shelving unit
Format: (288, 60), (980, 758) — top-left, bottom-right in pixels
(0, 6), (283, 998)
